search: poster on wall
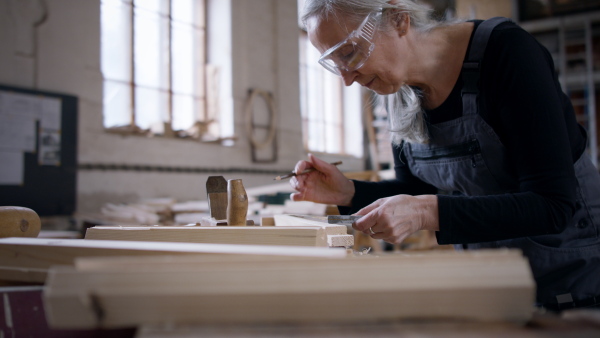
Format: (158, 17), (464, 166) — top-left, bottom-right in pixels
(0, 90), (63, 186)
(519, 0), (600, 21)
(0, 84), (77, 216)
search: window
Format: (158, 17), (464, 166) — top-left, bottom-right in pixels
(101, 0), (218, 139)
(298, 31), (364, 158)
(298, 3), (364, 158)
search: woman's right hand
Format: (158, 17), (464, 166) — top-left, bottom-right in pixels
(289, 154), (355, 206)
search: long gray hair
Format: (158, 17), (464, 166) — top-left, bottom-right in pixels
(302, 0), (448, 144)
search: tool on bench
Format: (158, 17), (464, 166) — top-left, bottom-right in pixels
(205, 176), (252, 226)
(206, 176), (228, 220)
(226, 179), (249, 226)
(327, 215), (363, 225)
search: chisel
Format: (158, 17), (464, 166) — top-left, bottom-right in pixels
(327, 215), (363, 225)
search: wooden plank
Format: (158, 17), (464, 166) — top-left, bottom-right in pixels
(273, 214), (353, 248)
(135, 312), (600, 338)
(273, 214), (329, 226)
(84, 225), (351, 247)
(0, 238), (347, 283)
(327, 234), (354, 247)
(44, 249), (535, 329)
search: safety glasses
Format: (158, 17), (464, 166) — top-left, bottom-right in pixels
(318, 11), (382, 76)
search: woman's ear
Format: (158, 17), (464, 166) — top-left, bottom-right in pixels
(389, 9), (410, 37)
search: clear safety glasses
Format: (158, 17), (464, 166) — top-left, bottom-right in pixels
(318, 11), (382, 76)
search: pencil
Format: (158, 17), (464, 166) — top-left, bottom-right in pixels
(274, 161), (343, 180)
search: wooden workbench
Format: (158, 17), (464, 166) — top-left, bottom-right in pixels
(135, 312), (600, 338)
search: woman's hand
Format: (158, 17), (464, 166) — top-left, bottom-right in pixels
(289, 154), (355, 206)
(352, 195), (439, 244)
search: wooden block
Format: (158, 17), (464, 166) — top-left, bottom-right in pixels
(0, 238), (346, 283)
(260, 216), (275, 226)
(273, 215), (353, 247)
(84, 225), (348, 247)
(198, 218), (254, 226)
(206, 176), (228, 220)
(226, 179), (248, 226)
(43, 249), (535, 329)
(327, 234), (354, 247)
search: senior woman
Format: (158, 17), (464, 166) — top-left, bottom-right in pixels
(291, 0), (600, 311)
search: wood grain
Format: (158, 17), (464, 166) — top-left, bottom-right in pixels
(226, 179), (248, 226)
(43, 249), (535, 329)
(0, 238), (346, 283)
(84, 225), (351, 247)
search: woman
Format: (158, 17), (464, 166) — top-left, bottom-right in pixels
(292, 0), (600, 311)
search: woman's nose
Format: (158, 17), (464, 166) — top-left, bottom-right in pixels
(340, 69), (357, 86)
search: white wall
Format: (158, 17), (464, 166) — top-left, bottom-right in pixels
(0, 0), (364, 213)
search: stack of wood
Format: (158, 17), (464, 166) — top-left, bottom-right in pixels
(84, 224), (352, 247)
(43, 249), (535, 329)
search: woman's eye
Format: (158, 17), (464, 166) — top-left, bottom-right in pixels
(336, 45), (356, 60)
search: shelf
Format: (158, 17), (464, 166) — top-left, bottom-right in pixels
(520, 11), (600, 33)
(562, 71), (600, 88)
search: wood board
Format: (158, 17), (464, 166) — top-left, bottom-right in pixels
(84, 225), (352, 248)
(0, 238), (347, 283)
(134, 311), (600, 338)
(43, 249), (535, 329)
(273, 214), (357, 249)
(273, 214), (330, 226)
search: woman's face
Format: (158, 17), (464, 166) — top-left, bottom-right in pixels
(307, 13), (407, 95)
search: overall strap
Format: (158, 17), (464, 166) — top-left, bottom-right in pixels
(462, 17), (511, 116)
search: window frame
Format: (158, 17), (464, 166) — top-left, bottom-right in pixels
(101, 0), (218, 140)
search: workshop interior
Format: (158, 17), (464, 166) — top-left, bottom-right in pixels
(1, 0), (600, 337)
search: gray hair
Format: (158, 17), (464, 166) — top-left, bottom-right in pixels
(302, 0), (448, 144)
(301, 0), (438, 32)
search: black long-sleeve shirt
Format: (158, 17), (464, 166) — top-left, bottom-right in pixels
(344, 20), (585, 245)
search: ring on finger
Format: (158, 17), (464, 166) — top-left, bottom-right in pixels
(369, 227), (375, 235)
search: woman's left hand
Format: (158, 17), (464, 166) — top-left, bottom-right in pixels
(352, 195), (440, 244)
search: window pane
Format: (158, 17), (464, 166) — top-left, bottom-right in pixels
(172, 21), (196, 95)
(135, 87), (169, 129)
(101, 0), (132, 82)
(172, 0), (194, 24)
(134, 0), (168, 15)
(134, 7), (169, 89)
(307, 120), (324, 152)
(299, 30), (362, 157)
(172, 94), (195, 130)
(103, 80), (132, 128)
(344, 83), (364, 157)
(323, 73), (342, 153)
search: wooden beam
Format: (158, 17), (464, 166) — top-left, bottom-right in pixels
(0, 238), (347, 283)
(44, 249), (535, 329)
(273, 214), (329, 226)
(84, 225), (352, 248)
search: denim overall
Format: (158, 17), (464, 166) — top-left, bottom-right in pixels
(403, 18), (600, 310)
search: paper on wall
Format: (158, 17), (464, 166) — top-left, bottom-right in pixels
(0, 150), (24, 185)
(0, 91), (41, 120)
(40, 96), (62, 130)
(0, 113), (36, 152)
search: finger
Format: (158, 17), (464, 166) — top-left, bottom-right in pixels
(354, 204), (377, 218)
(290, 192), (305, 202)
(354, 197), (386, 216)
(352, 210), (377, 232)
(364, 225), (379, 237)
(294, 160), (313, 176)
(289, 176), (302, 191)
(308, 154), (338, 173)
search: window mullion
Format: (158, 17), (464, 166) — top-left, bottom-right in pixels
(168, 0), (173, 128)
(130, 2), (136, 127)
